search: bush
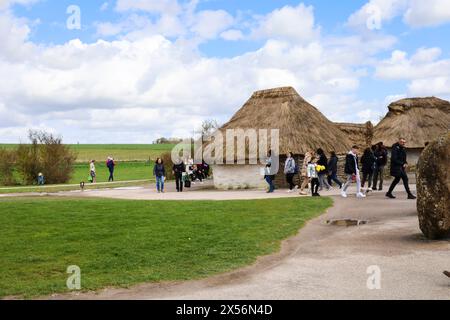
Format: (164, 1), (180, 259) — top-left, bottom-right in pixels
(0, 149), (17, 186)
(15, 130), (77, 185)
(16, 142), (41, 185)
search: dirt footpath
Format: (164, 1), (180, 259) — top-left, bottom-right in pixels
(49, 189), (449, 300)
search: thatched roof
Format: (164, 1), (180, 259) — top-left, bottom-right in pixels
(334, 121), (374, 148)
(208, 87), (352, 158)
(373, 97), (450, 149)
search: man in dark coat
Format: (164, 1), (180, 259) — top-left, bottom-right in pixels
(386, 138), (416, 199)
(172, 158), (186, 192)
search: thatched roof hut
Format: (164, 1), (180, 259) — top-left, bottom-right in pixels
(208, 86), (353, 190)
(216, 86), (352, 156)
(373, 97), (450, 148)
(334, 121), (374, 149)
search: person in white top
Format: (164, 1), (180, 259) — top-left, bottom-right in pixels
(186, 157), (194, 183)
(307, 157), (320, 197)
(90, 160), (96, 183)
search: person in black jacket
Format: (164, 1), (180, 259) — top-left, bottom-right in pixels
(153, 158), (166, 193)
(327, 151), (342, 188)
(386, 138), (416, 199)
(172, 158), (185, 192)
(372, 142), (388, 191)
(360, 147), (376, 189)
(316, 148), (331, 191)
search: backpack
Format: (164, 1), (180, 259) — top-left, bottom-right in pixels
(294, 163), (299, 175)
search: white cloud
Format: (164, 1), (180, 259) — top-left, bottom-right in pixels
(95, 21), (123, 37)
(376, 48), (450, 80)
(347, 0), (408, 30)
(408, 77), (450, 96)
(0, 10), (36, 61)
(404, 0), (450, 27)
(96, 5), (233, 41)
(190, 10), (234, 40)
(384, 93), (407, 104)
(348, 0), (450, 30)
(251, 3), (320, 42)
(0, 0), (38, 10)
(100, 2), (109, 12)
(95, 13), (186, 39)
(115, 0), (181, 15)
(375, 47), (450, 97)
(220, 29), (244, 41)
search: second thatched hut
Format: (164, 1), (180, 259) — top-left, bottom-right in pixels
(334, 121), (374, 149)
(373, 97), (450, 165)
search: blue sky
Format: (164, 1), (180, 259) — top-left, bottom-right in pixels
(15, 0), (450, 54)
(1, 0), (450, 143)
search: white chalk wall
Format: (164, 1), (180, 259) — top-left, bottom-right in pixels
(212, 165), (267, 190)
(408, 150), (421, 165)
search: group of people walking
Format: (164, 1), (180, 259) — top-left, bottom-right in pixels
(86, 137), (416, 200)
(153, 157), (210, 193)
(85, 155), (210, 194)
(265, 137), (416, 200)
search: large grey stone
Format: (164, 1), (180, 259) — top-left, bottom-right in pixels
(416, 132), (450, 239)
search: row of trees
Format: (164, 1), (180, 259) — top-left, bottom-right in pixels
(153, 120), (220, 145)
(153, 137), (184, 144)
(0, 130), (76, 186)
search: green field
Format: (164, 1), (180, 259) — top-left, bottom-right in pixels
(0, 144), (177, 163)
(70, 161), (154, 184)
(0, 161), (155, 190)
(0, 144), (179, 189)
(0, 197), (332, 298)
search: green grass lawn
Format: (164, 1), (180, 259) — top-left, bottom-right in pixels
(0, 180), (151, 194)
(70, 161), (154, 184)
(0, 144), (177, 163)
(0, 197), (332, 298)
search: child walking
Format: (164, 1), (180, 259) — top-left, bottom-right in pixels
(307, 157), (320, 197)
